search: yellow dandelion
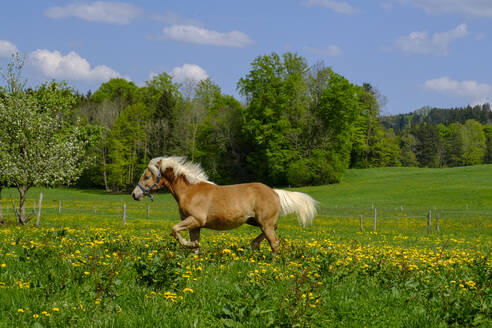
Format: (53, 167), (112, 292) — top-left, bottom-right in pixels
(17, 308), (24, 313)
(83, 271), (90, 275)
(33, 314), (39, 319)
(1, 264), (5, 268)
(183, 288), (194, 293)
(52, 307), (60, 312)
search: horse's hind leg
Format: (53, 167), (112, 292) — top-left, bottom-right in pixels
(250, 232), (265, 252)
(189, 228), (201, 254)
(171, 216), (202, 248)
(262, 223), (280, 254)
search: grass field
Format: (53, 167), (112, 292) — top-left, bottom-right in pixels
(0, 165), (491, 327)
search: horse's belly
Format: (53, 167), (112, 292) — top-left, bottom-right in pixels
(204, 208), (253, 230)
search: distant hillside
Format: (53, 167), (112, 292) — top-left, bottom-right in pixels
(381, 103), (492, 135)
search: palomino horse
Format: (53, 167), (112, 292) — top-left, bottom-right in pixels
(131, 157), (317, 254)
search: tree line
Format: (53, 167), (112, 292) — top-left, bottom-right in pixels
(383, 106), (492, 168)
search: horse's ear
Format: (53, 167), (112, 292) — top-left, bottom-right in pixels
(149, 163), (160, 177)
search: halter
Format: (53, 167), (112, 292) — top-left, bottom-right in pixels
(137, 169), (161, 201)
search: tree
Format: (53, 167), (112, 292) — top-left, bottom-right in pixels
(0, 55), (89, 224)
(461, 120), (486, 165)
(400, 131), (418, 167)
(484, 125), (492, 164)
(193, 79), (248, 183)
(412, 123), (440, 167)
(238, 52), (309, 185)
(107, 102), (151, 191)
(0, 92), (88, 224)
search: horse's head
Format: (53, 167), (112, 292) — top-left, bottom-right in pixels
(131, 164), (162, 201)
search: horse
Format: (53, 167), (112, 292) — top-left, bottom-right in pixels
(131, 156), (318, 254)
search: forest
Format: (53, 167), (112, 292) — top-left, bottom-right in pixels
(1, 52), (492, 192)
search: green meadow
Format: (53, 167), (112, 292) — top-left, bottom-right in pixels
(0, 166), (491, 327)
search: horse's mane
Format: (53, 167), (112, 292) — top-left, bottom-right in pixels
(150, 156), (213, 184)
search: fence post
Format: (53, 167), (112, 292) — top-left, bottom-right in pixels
(373, 208), (377, 231)
(58, 200), (61, 215)
(147, 204), (150, 219)
(427, 210), (431, 233)
(359, 215), (363, 232)
(36, 193), (43, 227)
(436, 214), (440, 232)
(123, 203), (127, 225)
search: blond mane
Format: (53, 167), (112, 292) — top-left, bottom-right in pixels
(150, 156), (213, 184)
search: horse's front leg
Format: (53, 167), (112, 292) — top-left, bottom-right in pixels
(189, 228), (201, 254)
(171, 216), (202, 248)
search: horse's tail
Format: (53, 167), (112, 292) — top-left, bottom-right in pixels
(274, 189), (318, 228)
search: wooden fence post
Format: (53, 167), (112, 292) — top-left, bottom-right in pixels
(123, 203), (127, 225)
(373, 208), (377, 231)
(58, 200), (61, 215)
(436, 214), (440, 232)
(35, 193), (43, 227)
(427, 210), (431, 233)
(359, 215), (363, 232)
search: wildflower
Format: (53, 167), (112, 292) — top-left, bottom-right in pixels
(1, 264), (5, 268)
(183, 288), (194, 293)
(52, 307), (59, 312)
(83, 271), (90, 275)
(33, 314), (39, 319)
(18, 308), (24, 313)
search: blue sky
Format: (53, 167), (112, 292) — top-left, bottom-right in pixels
(1, 0), (491, 114)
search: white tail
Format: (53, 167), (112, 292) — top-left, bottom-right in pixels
(274, 189), (318, 228)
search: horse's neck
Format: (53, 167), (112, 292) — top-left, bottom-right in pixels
(164, 175), (189, 202)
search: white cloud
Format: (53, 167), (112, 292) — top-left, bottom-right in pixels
(30, 49), (122, 82)
(399, 0), (492, 18)
(170, 64), (208, 84)
(301, 0), (358, 14)
(44, 1), (142, 25)
(394, 23), (467, 55)
(304, 45), (344, 56)
(423, 76), (492, 103)
(162, 25), (253, 48)
(0, 40), (18, 57)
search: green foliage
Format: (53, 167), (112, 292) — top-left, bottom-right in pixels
(238, 53), (308, 185)
(92, 78), (140, 105)
(399, 132), (418, 167)
(287, 150), (342, 186)
(461, 119), (486, 165)
(484, 125), (492, 164)
(107, 102), (151, 191)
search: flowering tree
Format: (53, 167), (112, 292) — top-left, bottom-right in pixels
(0, 54), (88, 225)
